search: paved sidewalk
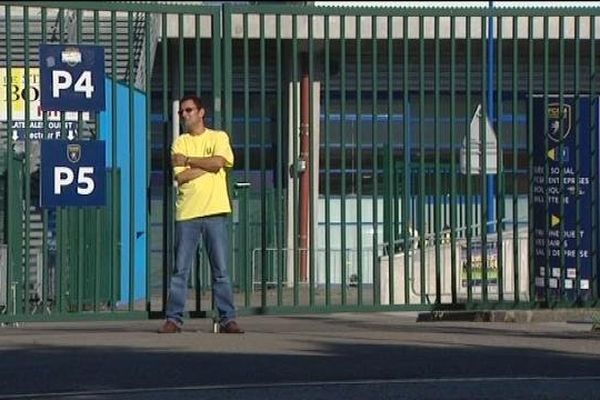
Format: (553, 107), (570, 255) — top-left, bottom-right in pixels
(0, 312), (598, 399)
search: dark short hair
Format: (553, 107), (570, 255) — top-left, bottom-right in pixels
(179, 94), (204, 111)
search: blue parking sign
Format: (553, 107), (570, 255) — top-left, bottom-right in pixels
(39, 44), (105, 112)
(41, 140), (106, 207)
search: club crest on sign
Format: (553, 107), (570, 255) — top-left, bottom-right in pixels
(547, 103), (571, 143)
(61, 47), (82, 67)
(67, 144), (81, 163)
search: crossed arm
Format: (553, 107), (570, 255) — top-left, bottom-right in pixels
(172, 153), (227, 185)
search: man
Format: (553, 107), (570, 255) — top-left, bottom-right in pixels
(158, 94), (243, 334)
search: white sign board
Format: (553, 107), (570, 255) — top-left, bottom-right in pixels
(460, 104), (498, 175)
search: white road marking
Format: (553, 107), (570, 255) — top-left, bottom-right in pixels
(3, 375), (600, 399)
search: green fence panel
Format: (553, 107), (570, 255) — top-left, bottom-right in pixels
(2, 3), (600, 322)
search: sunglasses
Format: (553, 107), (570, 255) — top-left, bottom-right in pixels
(178, 107), (197, 116)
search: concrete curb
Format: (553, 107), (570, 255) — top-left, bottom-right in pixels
(417, 308), (600, 324)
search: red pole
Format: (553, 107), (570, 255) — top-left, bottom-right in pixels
(299, 74), (310, 282)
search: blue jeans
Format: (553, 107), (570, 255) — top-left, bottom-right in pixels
(166, 214), (236, 326)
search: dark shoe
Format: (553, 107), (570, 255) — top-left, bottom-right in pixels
(157, 320), (181, 334)
(219, 320), (244, 334)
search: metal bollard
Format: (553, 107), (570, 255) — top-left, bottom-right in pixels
(11, 282), (17, 315)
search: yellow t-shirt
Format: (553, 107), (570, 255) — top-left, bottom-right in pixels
(172, 128), (234, 221)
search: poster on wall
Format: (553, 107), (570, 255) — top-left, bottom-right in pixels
(461, 242), (498, 293)
(0, 67), (89, 140)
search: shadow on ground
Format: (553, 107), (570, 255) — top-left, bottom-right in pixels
(0, 325), (599, 398)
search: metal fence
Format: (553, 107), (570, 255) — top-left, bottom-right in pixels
(1, 2), (599, 322)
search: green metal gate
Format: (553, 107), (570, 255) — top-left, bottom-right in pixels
(0, 2), (224, 322)
(1, 2), (599, 323)
(221, 4), (600, 314)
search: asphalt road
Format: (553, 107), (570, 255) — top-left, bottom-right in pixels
(0, 312), (598, 399)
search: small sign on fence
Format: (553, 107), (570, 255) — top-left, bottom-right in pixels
(40, 44), (105, 112)
(40, 140), (106, 207)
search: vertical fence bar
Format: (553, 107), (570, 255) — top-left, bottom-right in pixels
(340, 15), (347, 306)
(574, 16), (581, 305)
(41, 6), (50, 314)
(76, 8), (84, 314)
(434, 16), (441, 304)
(292, 14), (299, 306)
(308, 14), (316, 307)
(275, 14), (284, 307)
(450, 15), (457, 304)
(418, 15), (426, 304)
(56, 208), (63, 315)
(93, 9), (101, 313)
(195, 14), (202, 97)
(57, 208), (65, 314)
(111, 9), (119, 312)
(403, 15), (411, 304)
(212, 10), (222, 130)
(106, 9), (114, 312)
(161, 12), (170, 313)
(385, 15), (394, 305)
(178, 13), (184, 98)
(57, 7), (65, 314)
(355, 15), (363, 306)
(260, 13), (268, 307)
(372, 14), (380, 305)
(128, 10), (136, 311)
(527, 15), (535, 302)
(242, 13), (251, 307)
(223, 6), (234, 310)
(23, 5), (31, 315)
(558, 15), (565, 303)
(512, 15), (520, 303)
(497, 14), (504, 303)
(543, 15), (550, 304)
(65, 11), (73, 313)
(221, 4), (233, 312)
(144, 10), (151, 312)
(481, 14), (489, 304)
(466, 15), (473, 303)
(590, 16), (597, 302)
(4, 4), (14, 316)
(177, 11), (186, 311)
(324, 15), (331, 307)
(193, 13), (202, 313)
